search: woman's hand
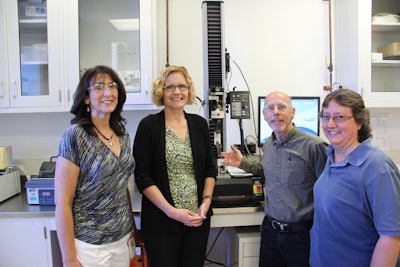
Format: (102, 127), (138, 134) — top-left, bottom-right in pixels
(198, 197), (211, 220)
(171, 208), (203, 227)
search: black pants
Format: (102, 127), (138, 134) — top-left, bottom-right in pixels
(143, 218), (210, 267)
(259, 216), (311, 267)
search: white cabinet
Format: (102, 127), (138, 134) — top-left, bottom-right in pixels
(0, 0), (164, 113)
(0, 0), (63, 111)
(228, 226), (261, 267)
(64, 0), (164, 110)
(334, 0), (400, 107)
(0, 218), (53, 267)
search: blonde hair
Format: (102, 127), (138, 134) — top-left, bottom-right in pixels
(152, 65), (196, 106)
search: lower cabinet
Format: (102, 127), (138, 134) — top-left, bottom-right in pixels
(228, 226), (261, 267)
(0, 218), (52, 267)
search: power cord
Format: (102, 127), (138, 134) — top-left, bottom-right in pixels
(227, 55), (260, 147)
(204, 227), (227, 267)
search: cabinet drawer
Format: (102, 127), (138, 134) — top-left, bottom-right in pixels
(243, 242), (260, 257)
(243, 257), (259, 267)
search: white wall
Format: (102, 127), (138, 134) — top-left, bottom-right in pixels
(0, 110), (154, 175)
(170, 0), (332, 151)
(0, 0), (399, 176)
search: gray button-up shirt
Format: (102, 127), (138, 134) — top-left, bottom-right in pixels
(240, 125), (327, 223)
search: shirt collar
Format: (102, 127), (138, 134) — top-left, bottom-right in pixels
(271, 124), (300, 145)
(326, 138), (373, 167)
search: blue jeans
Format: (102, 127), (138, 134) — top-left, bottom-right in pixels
(259, 216), (311, 267)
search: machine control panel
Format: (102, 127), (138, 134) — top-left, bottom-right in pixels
(230, 91), (250, 119)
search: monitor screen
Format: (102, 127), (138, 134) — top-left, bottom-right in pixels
(257, 96), (320, 146)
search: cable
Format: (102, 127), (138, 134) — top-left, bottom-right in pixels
(245, 135), (263, 160)
(227, 55), (260, 148)
(204, 227), (226, 267)
(194, 96), (205, 114)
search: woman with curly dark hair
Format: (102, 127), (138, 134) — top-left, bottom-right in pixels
(55, 65), (135, 267)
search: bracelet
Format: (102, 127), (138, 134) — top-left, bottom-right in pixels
(202, 195), (212, 200)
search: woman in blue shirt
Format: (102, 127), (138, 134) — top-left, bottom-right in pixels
(310, 89), (400, 267)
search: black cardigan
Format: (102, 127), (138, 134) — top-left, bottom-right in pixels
(133, 110), (216, 233)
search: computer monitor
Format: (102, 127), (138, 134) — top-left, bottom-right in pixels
(257, 96), (320, 146)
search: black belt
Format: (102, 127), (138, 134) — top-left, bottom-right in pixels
(265, 216), (312, 232)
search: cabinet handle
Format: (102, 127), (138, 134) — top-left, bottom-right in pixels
(12, 81), (18, 98)
(0, 81), (3, 98)
(43, 226), (47, 239)
(144, 75), (151, 94)
(59, 90), (62, 102)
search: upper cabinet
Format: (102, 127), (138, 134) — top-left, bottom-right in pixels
(0, 0), (63, 111)
(334, 0), (400, 107)
(66, 0), (165, 109)
(0, 0), (165, 113)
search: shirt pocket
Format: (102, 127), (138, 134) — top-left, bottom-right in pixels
(283, 159), (315, 185)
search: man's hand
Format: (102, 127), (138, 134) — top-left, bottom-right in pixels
(221, 145), (243, 167)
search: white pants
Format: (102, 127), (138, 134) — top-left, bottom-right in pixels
(75, 233), (130, 267)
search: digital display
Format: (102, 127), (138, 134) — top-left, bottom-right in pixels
(258, 96), (320, 146)
(41, 191), (51, 196)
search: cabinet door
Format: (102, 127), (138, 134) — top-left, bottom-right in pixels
(72, 0), (158, 109)
(0, 219), (51, 267)
(367, 0), (400, 107)
(4, 0), (63, 108)
(334, 0), (400, 107)
(0, 0), (10, 107)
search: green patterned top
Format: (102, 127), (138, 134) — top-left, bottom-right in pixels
(165, 127), (198, 212)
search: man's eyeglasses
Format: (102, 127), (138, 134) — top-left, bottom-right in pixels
(163, 84), (189, 92)
(263, 104), (291, 113)
(319, 114), (354, 123)
(88, 82), (119, 92)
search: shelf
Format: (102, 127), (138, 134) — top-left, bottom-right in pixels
(372, 60), (400, 67)
(19, 19), (47, 24)
(372, 22), (400, 33)
(21, 61), (48, 65)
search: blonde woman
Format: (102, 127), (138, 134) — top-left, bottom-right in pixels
(133, 65), (216, 267)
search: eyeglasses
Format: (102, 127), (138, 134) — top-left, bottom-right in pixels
(163, 84), (189, 92)
(319, 114), (354, 123)
(263, 104), (291, 113)
(88, 82), (119, 92)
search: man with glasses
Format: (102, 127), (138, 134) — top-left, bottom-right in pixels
(221, 91), (328, 267)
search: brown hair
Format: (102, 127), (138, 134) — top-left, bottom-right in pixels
(321, 89), (372, 142)
(70, 65), (127, 136)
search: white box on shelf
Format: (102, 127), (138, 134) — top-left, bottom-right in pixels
(371, 52), (383, 62)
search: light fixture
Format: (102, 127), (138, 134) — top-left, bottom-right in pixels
(109, 19), (139, 31)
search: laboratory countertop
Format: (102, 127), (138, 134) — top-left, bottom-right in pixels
(0, 191), (55, 218)
(0, 191), (265, 227)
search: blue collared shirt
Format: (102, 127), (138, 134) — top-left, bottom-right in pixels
(310, 139), (400, 267)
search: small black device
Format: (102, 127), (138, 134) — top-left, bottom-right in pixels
(39, 156), (57, 178)
(212, 177), (264, 208)
(229, 91), (251, 119)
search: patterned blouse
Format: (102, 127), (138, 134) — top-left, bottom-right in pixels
(165, 127), (198, 212)
(57, 124), (135, 244)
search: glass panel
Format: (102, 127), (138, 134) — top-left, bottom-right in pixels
(79, 0), (140, 93)
(18, 0), (49, 96)
(371, 0), (400, 92)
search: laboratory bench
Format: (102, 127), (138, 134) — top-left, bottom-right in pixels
(0, 191), (264, 267)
